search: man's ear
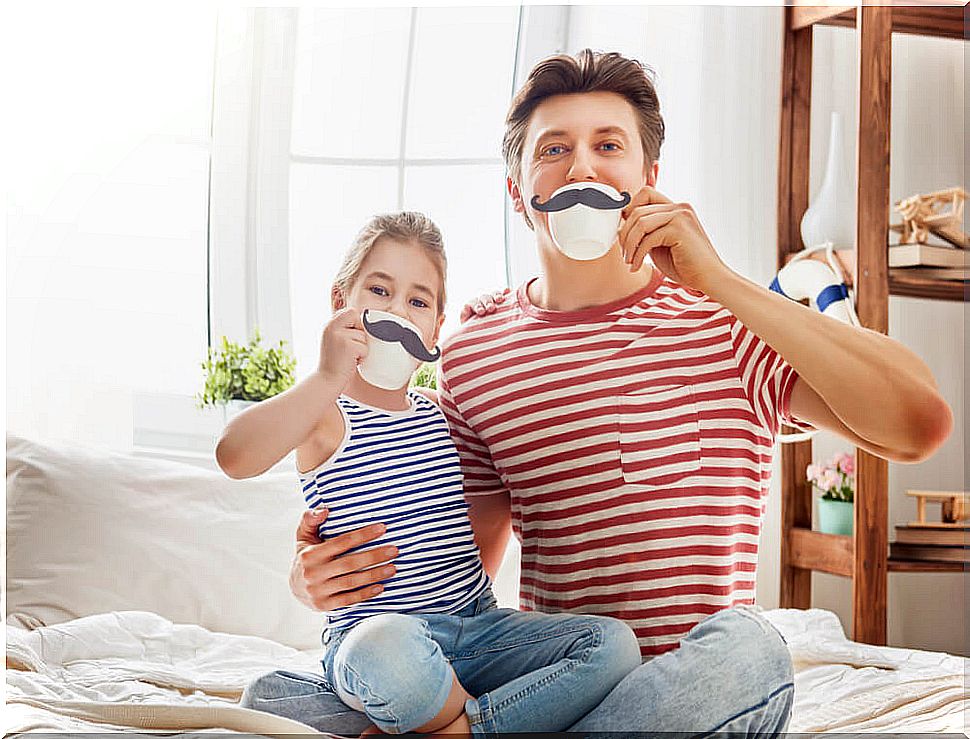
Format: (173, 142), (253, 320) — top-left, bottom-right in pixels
(507, 177), (525, 214)
(646, 160), (660, 187)
(331, 286), (346, 312)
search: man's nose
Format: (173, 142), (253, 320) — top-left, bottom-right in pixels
(566, 146), (597, 182)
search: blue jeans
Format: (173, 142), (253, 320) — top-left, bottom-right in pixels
(314, 588), (641, 735)
(241, 602), (794, 737)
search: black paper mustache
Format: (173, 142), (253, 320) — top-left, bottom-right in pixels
(362, 310), (441, 363)
(531, 187), (631, 213)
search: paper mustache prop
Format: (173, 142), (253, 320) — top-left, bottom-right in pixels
(531, 182), (631, 261)
(531, 186), (631, 213)
(362, 310), (441, 362)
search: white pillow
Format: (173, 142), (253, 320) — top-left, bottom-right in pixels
(5, 434), (325, 650)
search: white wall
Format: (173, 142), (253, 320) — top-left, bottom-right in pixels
(566, 8), (967, 655)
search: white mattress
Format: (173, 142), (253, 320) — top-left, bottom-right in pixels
(6, 608), (967, 735)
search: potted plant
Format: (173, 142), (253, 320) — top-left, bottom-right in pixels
(807, 452), (855, 536)
(198, 329), (297, 421)
(410, 362), (437, 391)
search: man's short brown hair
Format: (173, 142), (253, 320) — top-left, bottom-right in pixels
(502, 49), (665, 185)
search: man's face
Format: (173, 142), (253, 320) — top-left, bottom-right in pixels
(509, 91), (659, 246)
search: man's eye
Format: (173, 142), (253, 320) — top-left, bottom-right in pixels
(600, 142), (621, 151)
(542, 145), (565, 157)
(369, 286), (389, 297)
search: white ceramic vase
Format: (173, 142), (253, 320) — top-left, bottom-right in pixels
(800, 112), (857, 250)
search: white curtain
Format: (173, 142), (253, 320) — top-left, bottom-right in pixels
(532, 6), (786, 288)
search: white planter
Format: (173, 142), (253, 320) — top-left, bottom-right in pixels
(222, 399), (256, 425)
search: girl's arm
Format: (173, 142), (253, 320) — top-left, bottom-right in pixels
(216, 372), (343, 478)
(216, 307), (368, 478)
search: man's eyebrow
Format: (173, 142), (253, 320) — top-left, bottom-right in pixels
(534, 126), (631, 146)
(593, 126), (631, 138)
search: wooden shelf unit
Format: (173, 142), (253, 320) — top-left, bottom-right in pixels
(776, 4), (968, 646)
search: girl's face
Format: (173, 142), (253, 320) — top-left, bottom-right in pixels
(341, 237), (445, 349)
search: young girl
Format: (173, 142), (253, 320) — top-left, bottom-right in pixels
(216, 212), (641, 736)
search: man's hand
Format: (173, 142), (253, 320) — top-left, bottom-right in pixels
(290, 509), (398, 611)
(459, 288), (511, 323)
(616, 185), (730, 294)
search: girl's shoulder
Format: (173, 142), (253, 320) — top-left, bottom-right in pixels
(411, 386), (439, 406)
(295, 402), (347, 476)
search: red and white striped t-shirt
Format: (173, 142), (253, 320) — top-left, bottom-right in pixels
(438, 269), (805, 656)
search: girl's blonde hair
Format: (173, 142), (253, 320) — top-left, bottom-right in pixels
(331, 212), (447, 315)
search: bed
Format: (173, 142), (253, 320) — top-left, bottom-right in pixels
(5, 435), (967, 735)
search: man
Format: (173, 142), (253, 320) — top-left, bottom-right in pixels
(241, 50), (951, 735)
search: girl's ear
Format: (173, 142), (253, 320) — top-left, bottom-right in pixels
(331, 286), (346, 311)
(431, 312), (446, 346)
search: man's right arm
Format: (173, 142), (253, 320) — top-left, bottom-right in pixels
(466, 491), (512, 578)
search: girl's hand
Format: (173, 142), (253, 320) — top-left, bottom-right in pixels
(459, 288), (511, 323)
(318, 308), (368, 389)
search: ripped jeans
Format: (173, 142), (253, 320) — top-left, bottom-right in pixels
(241, 600), (794, 737)
(316, 588), (641, 735)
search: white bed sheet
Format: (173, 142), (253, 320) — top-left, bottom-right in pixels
(6, 608), (967, 735)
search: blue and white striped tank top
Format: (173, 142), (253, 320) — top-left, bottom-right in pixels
(300, 390), (490, 631)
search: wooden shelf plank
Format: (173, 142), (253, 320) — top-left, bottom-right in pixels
(789, 4), (966, 40)
(889, 269), (969, 302)
(888, 558), (967, 573)
(790, 527), (854, 577)
(791, 6), (855, 31)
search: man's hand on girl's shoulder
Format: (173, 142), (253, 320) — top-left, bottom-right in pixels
(459, 288), (511, 323)
(412, 386), (439, 405)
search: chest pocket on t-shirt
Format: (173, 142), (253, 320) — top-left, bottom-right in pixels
(616, 385), (702, 486)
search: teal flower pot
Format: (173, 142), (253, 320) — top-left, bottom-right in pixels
(818, 497), (854, 536)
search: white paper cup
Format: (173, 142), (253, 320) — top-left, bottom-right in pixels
(357, 309), (423, 390)
(545, 182), (625, 261)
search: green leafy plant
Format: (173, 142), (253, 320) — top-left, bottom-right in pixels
(409, 362), (437, 391)
(198, 329), (297, 408)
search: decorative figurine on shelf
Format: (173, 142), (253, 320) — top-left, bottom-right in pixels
(890, 187), (968, 249)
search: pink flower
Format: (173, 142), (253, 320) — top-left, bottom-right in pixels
(818, 469), (840, 492)
(806, 464), (820, 483)
(836, 452), (854, 476)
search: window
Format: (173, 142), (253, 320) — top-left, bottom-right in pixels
(6, 6), (216, 449)
(287, 7), (519, 374)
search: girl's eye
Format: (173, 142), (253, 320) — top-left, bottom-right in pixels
(369, 286), (389, 297)
(410, 298), (429, 309)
